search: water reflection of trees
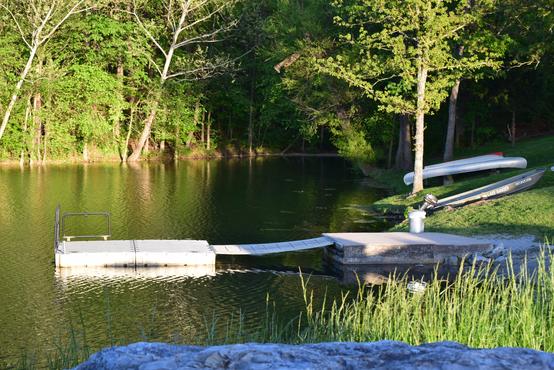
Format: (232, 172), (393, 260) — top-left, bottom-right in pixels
(0, 158), (389, 362)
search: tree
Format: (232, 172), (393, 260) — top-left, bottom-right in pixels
(318, 0), (499, 193)
(442, 1), (505, 163)
(0, 0), (90, 143)
(125, 0), (238, 161)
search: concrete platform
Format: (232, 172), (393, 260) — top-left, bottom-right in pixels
(56, 240), (215, 268)
(323, 232), (493, 265)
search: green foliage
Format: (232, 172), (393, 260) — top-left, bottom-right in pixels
(52, 65), (122, 152)
(318, 0), (503, 116)
(0, 0), (552, 161)
(334, 128), (376, 162)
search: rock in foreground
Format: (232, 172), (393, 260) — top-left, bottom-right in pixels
(74, 341), (554, 369)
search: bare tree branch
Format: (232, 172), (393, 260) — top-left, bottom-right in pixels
(165, 48), (251, 80)
(0, 4), (32, 49)
(180, 1), (229, 32)
(120, 7), (168, 58)
(41, 1), (92, 43)
(173, 22), (235, 49)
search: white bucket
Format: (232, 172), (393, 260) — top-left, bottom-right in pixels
(408, 210), (426, 233)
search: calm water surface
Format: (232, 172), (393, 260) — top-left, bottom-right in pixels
(0, 157), (388, 364)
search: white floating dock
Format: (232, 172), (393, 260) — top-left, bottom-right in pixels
(55, 265), (216, 280)
(55, 240), (215, 268)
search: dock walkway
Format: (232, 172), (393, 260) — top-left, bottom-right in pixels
(55, 233), (492, 268)
(211, 237), (333, 255)
(53, 206), (495, 268)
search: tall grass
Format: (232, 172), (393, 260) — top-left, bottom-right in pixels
(8, 249), (554, 369)
(297, 249), (554, 351)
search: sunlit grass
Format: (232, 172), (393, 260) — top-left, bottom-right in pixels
(8, 249), (553, 369)
(372, 135), (554, 238)
(296, 249), (554, 350)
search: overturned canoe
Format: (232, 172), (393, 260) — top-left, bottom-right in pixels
(421, 168), (546, 211)
(403, 155), (527, 185)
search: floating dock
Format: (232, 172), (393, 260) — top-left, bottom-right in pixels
(55, 240), (215, 268)
(54, 207), (493, 269)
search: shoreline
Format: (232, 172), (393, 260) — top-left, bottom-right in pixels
(0, 151), (340, 167)
(370, 135), (554, 240)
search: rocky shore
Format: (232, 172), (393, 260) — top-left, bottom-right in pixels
(74, 341), (554, 369)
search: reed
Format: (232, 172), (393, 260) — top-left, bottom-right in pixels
(295, 249), (554, 351)
(9, 249), (553, 369)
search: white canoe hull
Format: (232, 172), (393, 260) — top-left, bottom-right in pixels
(423, 154), (503, 170)
(403, 156), (527, 185)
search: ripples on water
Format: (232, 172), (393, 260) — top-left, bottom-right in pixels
(0, 158), (387, 364)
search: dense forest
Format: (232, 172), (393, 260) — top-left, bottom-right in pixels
(0, 0), (552, 189)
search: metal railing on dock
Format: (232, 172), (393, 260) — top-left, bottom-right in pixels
(54, 205), (111, 245)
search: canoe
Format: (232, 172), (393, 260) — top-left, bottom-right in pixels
(421, 168), (546, 211)
(403, 155), (527, 185)
(423, 154), (503, 170)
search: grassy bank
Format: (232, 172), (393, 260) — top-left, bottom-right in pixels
(372, 135), (554, 238)
(8, 251), (554, 369)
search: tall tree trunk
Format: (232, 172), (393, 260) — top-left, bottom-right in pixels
(122, 102), (135, 162)
(0, 45), (39, 142)
(511, 111), (516, 146)
(186, 101), (201, 149)
(174, 123), (180, 160)
(128, 99), (159, 161)
(115, 63), (124, 160)
(228, 116), (233, 141)
(248, 68), (256, 156)
(200, 110), (205, 146)
(206, 111), (211, 150)
(127, 42), (172, 161)
(20, 96), (32, 167)
(470, 116), (476, 148)
(33, 91), (42, 162)
(83, 142), (89, 161)
(443, 79), (461, 162)
(387, 135), (394, 169)
(412, 63), (428, 194)
(395, 114), (412, 170)
(41, 124), (47, 164)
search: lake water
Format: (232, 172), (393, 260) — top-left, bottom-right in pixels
(0, 157), (388, 364)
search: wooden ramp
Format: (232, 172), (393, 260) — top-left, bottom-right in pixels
(212, 237), (334, 255)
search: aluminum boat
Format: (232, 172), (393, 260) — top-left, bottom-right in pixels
(420, 168), (546, 211)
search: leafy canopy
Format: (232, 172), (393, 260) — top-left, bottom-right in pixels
(318, 0), (501, 116)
